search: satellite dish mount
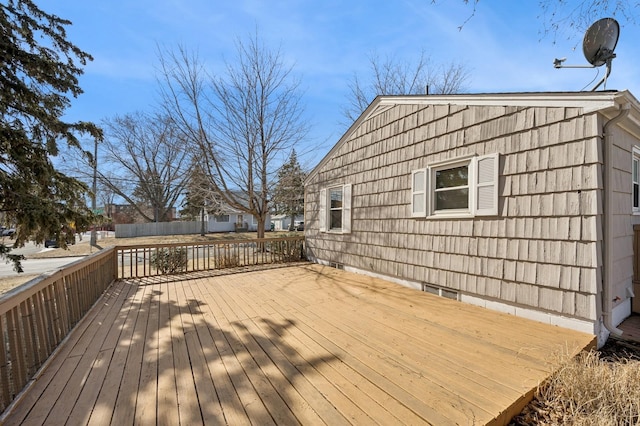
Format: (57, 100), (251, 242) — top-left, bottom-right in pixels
(553, 17), (620, 91)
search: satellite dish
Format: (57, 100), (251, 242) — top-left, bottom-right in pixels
(582, 17), (619, 67)
(553, 17), (620, 91)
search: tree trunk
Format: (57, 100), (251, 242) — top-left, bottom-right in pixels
(257, 217), (265, 239)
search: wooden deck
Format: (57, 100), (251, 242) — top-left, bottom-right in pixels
(2, 264), (595, 425)
(618, 314), (640, 343)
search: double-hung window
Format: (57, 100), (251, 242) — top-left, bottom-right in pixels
(633, 146), (640, 213)
(319, 184), (352, 233)
(329, 187), (344, 230)
(433, 161), (470, 212)
(411, 153), (499, 218)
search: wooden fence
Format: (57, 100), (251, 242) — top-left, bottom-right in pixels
(0, 236), (305, 413)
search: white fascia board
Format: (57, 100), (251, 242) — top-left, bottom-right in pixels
(377, 92), (625, 113)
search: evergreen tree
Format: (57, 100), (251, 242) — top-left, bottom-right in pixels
(272, 150), (306, 230)
(180, 162), (208, 221)
(0, 0), (102, 270)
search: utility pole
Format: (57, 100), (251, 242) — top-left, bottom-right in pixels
(90, 137), (98, 248)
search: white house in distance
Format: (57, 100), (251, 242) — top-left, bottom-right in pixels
(271, 214), (304, 231)
(304, 90), (640, 346)
(205, 206), (271, 233)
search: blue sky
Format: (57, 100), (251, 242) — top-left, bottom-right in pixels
(40, 0), (640, 169)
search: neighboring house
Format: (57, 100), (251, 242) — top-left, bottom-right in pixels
(205, 207), (271, 233)
(271, 214), (304, 231)
(305, 91), (640, 346)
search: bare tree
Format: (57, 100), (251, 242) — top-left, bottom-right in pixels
(450, 1), (637, 40)
(538, 0), (637, 41)
(157, 33), (309, 238)
(342, 49), (470, 124)
(99, 112), (190, 222)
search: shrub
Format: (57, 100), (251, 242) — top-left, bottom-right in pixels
(150, 247), (188, 274)
(268, 238), (304, 261)
(215, 252), (240, 269)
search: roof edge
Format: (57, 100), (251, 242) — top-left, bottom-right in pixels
(305, 90), (640, 183)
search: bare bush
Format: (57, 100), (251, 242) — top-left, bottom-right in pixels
(513, 349), (640, 425)
(268, 237), (304, 262)
(215, 253), (240, 269)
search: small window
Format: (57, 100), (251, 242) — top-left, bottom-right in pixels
(329, 187), (343, 230)
(633, 147), (640, 213)
(215, 214), (230, 222)
(433, 162), (470, 212)
(319, 184), (352, 233)
(411, 153), (499, 218)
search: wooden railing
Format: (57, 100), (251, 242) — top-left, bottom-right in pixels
(115, 236), (306, 278)
(0, 248), (117, 413)
(0, 236), (305, 413)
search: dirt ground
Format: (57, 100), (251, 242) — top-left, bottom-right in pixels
(0, 231), (297, 294)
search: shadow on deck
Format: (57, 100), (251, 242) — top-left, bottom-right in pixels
(2, 264), (595, 425)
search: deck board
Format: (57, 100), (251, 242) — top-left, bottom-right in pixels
(2, 264), (595, 426)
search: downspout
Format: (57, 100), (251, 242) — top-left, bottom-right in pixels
(602, 102), (631, 336)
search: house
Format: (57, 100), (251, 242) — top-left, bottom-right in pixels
(304, 91), (640, 346)
(271, 214), (304, 231)
(205, 208), (271, 233)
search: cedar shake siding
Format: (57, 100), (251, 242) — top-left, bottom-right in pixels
(305, 92), (640, 338)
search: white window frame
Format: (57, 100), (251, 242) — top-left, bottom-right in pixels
(411, 153), (499, 219)
(328, 186), (343, 230)
(319, 184), (352, 234)
(429, 156), (474, 217)
(633, 146), (640, 214)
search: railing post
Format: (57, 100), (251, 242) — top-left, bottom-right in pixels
(0, 316), (10, 411)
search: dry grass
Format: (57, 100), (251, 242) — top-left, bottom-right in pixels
(513, 348), (640, 425)
(0, 274), (40, 296)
